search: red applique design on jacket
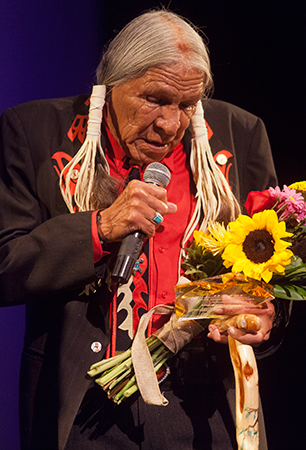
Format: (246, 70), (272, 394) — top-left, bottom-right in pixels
(213, 150), (233, 186)
(205, 119), (213, 140)
(67, 114), (88, 144)
(115, 250), (149, 345)
(52, 151), (80, 210)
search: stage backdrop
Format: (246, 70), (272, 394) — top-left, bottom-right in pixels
(0, 1), (105, 449)
(1, 1), (305, 449)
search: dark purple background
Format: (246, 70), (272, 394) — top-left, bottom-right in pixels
(1, 1), (305, 449)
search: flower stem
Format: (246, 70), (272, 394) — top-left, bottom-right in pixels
(88, 335), (173, 405)
(88, 348), (131, 376)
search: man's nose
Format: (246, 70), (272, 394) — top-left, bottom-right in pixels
(154, 105), (182, 136)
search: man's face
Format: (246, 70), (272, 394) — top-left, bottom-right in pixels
(106, 64), (204, 165)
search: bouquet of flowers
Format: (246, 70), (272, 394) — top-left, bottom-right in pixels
(183, 182), (306, 299)
(88, 181), (306, 448)
(174, 182), (306, 449)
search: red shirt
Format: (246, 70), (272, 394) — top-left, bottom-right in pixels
(93, 119), (196, 333)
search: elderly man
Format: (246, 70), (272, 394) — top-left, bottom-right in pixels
(0, 9), (282, 450)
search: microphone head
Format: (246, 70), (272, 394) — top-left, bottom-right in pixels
(143, 162), (171, 187)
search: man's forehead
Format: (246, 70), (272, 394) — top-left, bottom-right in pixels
(134, 66), (204, 97)
(143, 66), (204, 84)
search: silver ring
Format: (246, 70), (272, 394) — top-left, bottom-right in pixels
(152, 212), (163, 225)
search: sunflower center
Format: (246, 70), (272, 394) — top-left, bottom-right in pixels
(242, 229), (275, 263)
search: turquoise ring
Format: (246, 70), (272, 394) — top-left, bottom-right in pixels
(152, 212), (163, 225)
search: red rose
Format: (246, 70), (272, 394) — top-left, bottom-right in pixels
(244, 190), (276, 216)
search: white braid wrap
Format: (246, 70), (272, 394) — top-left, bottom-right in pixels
(60, 85), (110, 213)
(180, 100), (240, 275)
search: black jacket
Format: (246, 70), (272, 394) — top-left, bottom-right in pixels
(0, 95), (277, 449)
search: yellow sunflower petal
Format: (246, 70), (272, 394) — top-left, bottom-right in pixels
(222, 243), (245, 264)
(232, 259), (247, 273)
(261, 268), (273, 283)
(229, 214), (255, 234)
(252, 209), (278, 232)
(272, 220), (293, 239)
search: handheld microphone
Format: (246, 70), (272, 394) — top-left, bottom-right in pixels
(111, 162), (171, 285)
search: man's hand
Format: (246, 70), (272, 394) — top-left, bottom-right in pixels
(207, 294), (275, 346)
(98, 179), (177, 243)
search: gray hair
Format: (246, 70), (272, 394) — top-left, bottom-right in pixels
(96, 9), (213, 96)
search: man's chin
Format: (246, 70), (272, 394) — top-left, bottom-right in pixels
(127, 142), (173, 165)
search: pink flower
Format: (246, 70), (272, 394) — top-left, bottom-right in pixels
(277, 185), (306, 222)
(283, 186), (305, 210)
(268, 186), (285, 201)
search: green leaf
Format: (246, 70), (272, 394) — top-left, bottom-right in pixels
(286, 255), (304, 269)
(273, 284), (306, 300)
(271, 257), (306, 284)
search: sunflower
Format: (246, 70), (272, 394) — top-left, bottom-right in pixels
(194, 221), (229, 256)
(222, 210), (293, 282)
